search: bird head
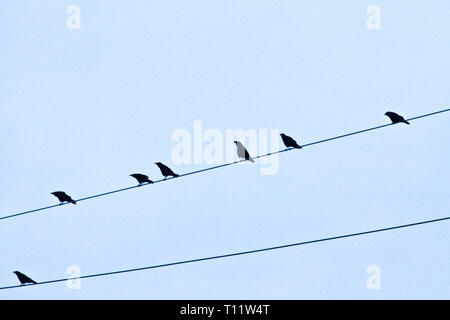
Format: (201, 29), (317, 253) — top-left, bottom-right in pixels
(280, 133), (286, 137)
(13, 271), (18, 274)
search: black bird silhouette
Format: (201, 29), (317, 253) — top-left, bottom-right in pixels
(51, 191), (76, 205)
(155, 162), (179, 179)
(130, 173), (153, 185)
(233, 141), (255, 163)
(13, 271), (37, 285)
(385, 111), (410, 125)
(280, 133), (302, 149)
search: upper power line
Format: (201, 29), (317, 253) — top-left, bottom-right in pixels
(1, 108), (448, 222)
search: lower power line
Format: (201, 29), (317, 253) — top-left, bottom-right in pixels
(1, 216), (448, 290)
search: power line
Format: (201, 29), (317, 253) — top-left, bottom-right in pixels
(1, 216), (448, 290)
(1, 108), (448, 222)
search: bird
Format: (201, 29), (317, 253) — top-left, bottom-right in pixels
(233, 141), (255, 163)
(13, 271), (37, 285)
(51, 191), (76, 205)
(130, 173), (154, 185)
(280, 133), (302, 149)
(385, 111), (410, 125)
(155, 162), (179, 179)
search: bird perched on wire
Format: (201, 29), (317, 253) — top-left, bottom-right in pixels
(155, 162), (179, 179)
(13, 271), (37, 285)
(233, 141), (255, 163)
(51, 191), (76, 205)
(280, 133), (302, 149)
(130, 173), (154, 185)
(385, 111), (410, 125)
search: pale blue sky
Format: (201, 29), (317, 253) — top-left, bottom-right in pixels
(0, 1), (449, 299)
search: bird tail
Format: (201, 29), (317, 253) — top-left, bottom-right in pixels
(249, 157), (255, 163)
(404, 120), (410, 125)
(31, 280), (37, 284)
(71, 200), (77, 205)
(172, 173), (180, 177)
(295, 144), (302, 149)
